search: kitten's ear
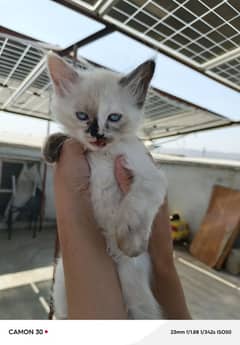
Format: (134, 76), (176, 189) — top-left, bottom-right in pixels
(47, 52), (80, 96)
(119, 60), (155, 108)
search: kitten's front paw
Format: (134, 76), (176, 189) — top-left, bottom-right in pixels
(116, 208), (149, 257)
(42, 133), (69, 163)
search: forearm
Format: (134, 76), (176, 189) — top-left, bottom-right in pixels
(149, 201), (191, 319)
(54, 181), (127, 319)
(152, 262), (191, 319)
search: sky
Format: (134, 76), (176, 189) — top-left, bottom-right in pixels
(0, 0), (104, 48)
(0, 0), (239, 156)
(0, 112), (61, 147)
(79, 32), (240, 121)
(154, 125), (240, 154)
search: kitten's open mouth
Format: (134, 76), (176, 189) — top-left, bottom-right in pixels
(91, 138), (108, 147)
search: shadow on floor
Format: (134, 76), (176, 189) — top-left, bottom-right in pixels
(0, 280), (51, 320)
(0, 227), (56, 275)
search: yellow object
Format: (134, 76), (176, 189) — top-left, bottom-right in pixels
(170, 213), (190, 241)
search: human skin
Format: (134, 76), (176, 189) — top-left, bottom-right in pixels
(54, 139), (191, 319)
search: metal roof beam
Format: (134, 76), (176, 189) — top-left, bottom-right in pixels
(60, 26), (114, 56)
(52, 0), (240, 93)
(206, 70), (240, 92)
(62, 0), (105, 12)
(98, 0), (119, 16)
(0, 38), (8, 57)
(202, 47), (240, 70)
(1, 56), (46, 109)
(141, 121), (237, 141)
(0, 108), (50, 120)
(0, 26), (38, 43)
(2, 45), (31, 86)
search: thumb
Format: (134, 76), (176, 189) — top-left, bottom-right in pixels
(114, 156), (133, 194)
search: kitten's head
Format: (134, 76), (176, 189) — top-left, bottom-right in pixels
(48, 53), (155, 151)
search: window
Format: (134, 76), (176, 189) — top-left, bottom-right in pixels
(1, 162), (23, 189)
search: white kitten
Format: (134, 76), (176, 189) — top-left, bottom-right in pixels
(45, 53), (167, 319)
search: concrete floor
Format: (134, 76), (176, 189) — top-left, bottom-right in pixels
(0, 226), (55, 319)
(0, 228), (239, 319)
(174, 246), (240, 319)
(0, 225), (56, 275)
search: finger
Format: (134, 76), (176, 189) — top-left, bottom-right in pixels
(115, 156), (133, 194)
(54, 137), (90, 192)
(60, 138), (86, 160)
(57, 138), (88, 173)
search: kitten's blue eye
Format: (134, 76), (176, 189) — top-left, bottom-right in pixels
(108, 113), (122, 122)
(76, 112), (89, 121)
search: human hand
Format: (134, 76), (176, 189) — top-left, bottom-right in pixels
(54, 138), (90, 195)
(54, 139), (127, 319)
(114, 157), (191, 319)
(114, 155), (172, 262)
(54, 139), (190, 319)
(56, 142), (172, 263)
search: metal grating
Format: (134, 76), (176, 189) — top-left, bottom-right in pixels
(84, 0), (239, 90)
(0, 37), (45, 113)
(7, 70), (52, 119)
(0, 33), (231, 139)
(66, 0), (105, 11)
(8, 58), (89, 118)
(51, 0), (240, 91)
(106, 0), (240, 64)
(144, 89), (191, 121)
(0, 38), (44, 86)
(139, 89), (229, 139)
(0, 35), (91, 118)
(140, 108), (229, 139)
(209, 56), (240, 87)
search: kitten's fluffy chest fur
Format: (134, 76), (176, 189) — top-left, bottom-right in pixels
(88, 136), (165, 254)
(88, 137), (145, 258)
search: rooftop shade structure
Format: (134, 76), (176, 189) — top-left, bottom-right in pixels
(74, 0), (240, 91)
(78, 31), (240, 121)
(0, 0), (104, 48)
(0, 0), (239, 140)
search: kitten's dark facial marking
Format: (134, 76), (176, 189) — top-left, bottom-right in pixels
(87, 118), (103, 139)
(85, 118), (108, 147)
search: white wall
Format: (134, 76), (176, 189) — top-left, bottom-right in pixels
(159, 159), (240, 236)
(1, 144), (240, 235)
(45, 157), (240, 229)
